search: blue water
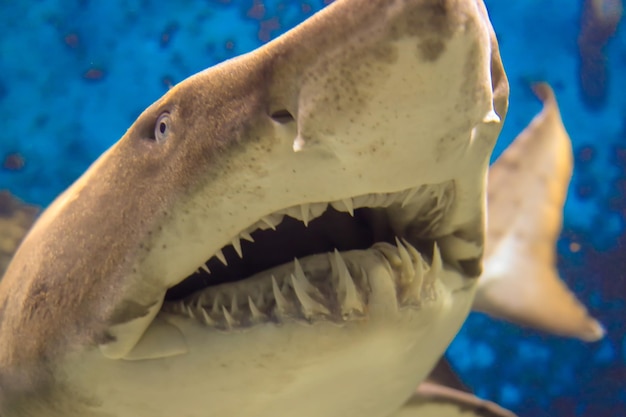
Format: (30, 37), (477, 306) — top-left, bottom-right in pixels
(1, 1), (624, 416)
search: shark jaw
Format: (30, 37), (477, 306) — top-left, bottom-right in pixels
(72, 183), (477, 417)
(75, 181), (477, 417)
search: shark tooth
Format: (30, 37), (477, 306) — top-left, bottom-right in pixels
(341, 199), (354, 216)
(300, 203), (310, 226)
(240, 231), (255, 242)
(199, 263), (211, 274)
(271, 275), (290, 315)
(231, 238), (243, 258)
(290, 273), (330, 319)
(424, 243), (442, 300)
(399, 240), (425, 304)
(293, 258), (322, 298)
(211, 293), (223, 315)
(395, 237), (415, 285)
(214, 249), (228, 266)
(428, 242), (442, 281)
(201, 308), (216, 326)
(222, 305), (237, 328)
(230, 293), (239, 315)
(260, 216), (277, 231)
(332, 249), (364, 318)
(404, 239), (425, 301)
(248, 296), (266, 321)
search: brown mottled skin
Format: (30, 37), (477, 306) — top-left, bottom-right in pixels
(0, 0), (508, 416)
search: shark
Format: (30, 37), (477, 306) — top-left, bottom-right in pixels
(0, 0), (602, 416)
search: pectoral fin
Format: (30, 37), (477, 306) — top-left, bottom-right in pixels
(474, 83), (604, 342)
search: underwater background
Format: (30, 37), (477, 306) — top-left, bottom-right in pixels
(0, 1), (624, 416)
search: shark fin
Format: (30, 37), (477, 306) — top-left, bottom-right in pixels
(473, 83), (604, 342)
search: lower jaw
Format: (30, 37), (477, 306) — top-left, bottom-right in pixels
(160, 237), (451, 331)
(84, 266), (475, 417)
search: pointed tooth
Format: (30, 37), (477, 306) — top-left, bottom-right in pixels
(272, 275), (289, 314)
(402, 238), (421, 262)
(240, 231), (255, 242)
(260, 216), (277, 230)
(332, 249), (363, 317)
(232, 238), (243, 258)
(214, 249), (228, 266)
(401, 187), (421, 208)
(332, 249), (348, 287)
(200, 263), (211, 274)
(248, 296), (266, 321)
(403, 239), (425, 301)
(290, 273), (330, 318)
(429, 242), (442, 279)
(341, 199), (354, 216)
(399, 240), (424, 303)
(300, 204), (310, 226)
(395, 237), (415, 284)
(332, 250), (357, 298)
(293, 258), (322, 297)
(222, 305), (236, 328)
(230, 293), (239, 315)
(201, 308), (216, 326)
(424, 243), (442, 301)
(211, 293), (223, 315)
(410, 259), (424, 301)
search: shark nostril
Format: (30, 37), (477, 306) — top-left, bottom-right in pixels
(270, 109), (295, 124)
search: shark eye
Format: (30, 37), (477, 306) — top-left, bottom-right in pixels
(154, 112), (171, 143)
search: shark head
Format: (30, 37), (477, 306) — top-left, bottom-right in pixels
(0, 1), (508, 416)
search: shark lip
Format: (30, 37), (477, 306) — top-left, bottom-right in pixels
(160, 180), (461, 329)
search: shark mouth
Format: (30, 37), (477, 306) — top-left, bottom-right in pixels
(161, 181), (456, 330)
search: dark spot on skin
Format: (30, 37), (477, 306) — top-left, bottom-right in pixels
(458, 257), (482, 278)
(389, 0), (457, 41)
(418, 38), (445, 61)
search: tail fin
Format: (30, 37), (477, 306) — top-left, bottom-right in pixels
(473, 83), (604, 342)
